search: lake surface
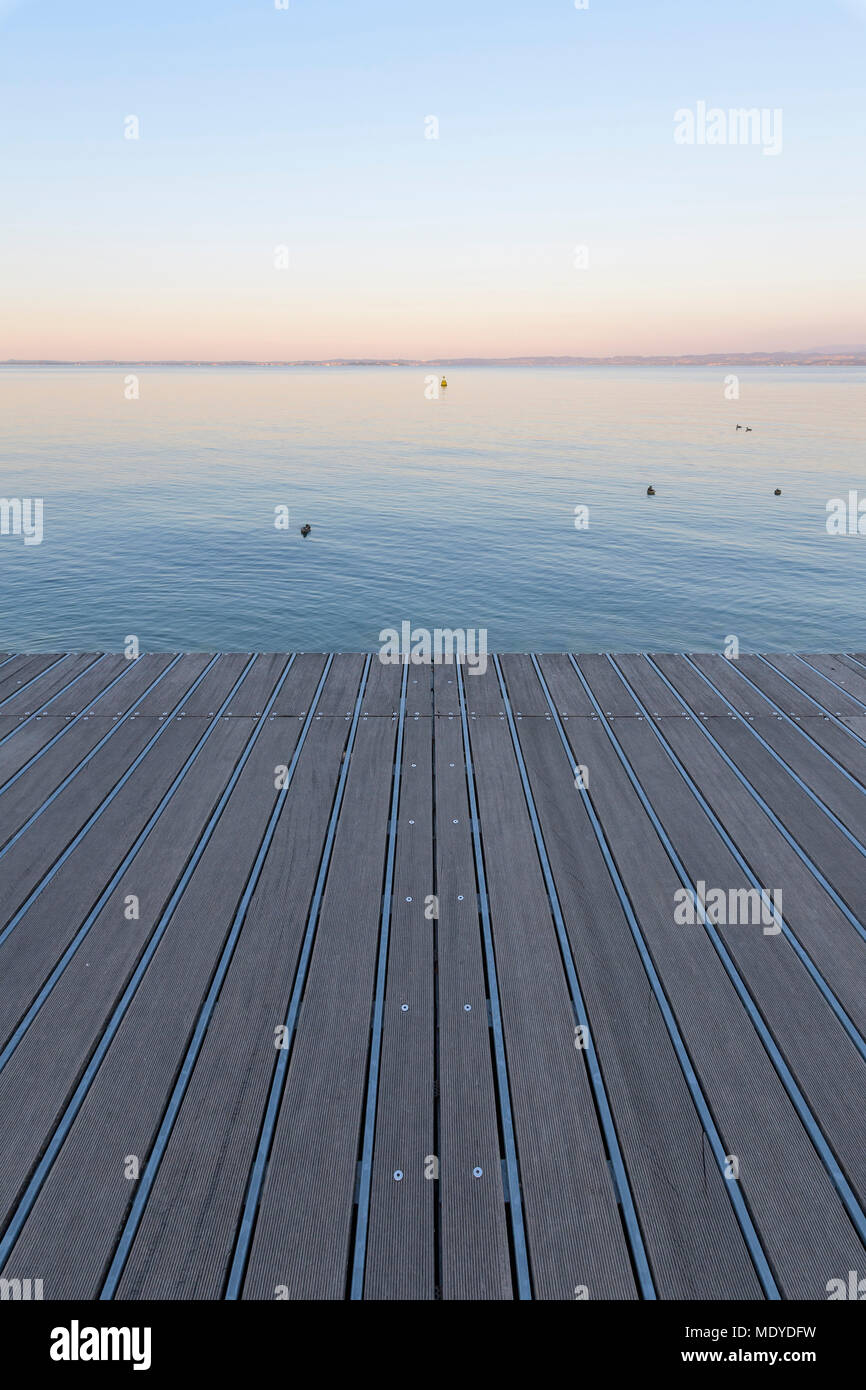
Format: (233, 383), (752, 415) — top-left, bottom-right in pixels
(1, 366), (863, 653)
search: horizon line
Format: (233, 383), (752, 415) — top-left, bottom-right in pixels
(3, 350), (866, 368)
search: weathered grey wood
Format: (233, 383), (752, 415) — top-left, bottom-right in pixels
(579, 667), (866, 1219)
(574, 653), (645, 716)
(0, 717), (258, 1229)
(85, 655), (175, 715)
(0, 657), (223, 902)
(128, 654), (212, 714)
(113, 726), (351, 1298)
(619, 658), (866, 1040)
(495, 654), (550, 714)
(551, 659), (866, 1297)
(240, 715), (397, 1299)
(745, 716), (866, 836)
(431, 683), (512, 1299)
(222, 653), (290, 715)
(658, 661), (866, 922)
(1, 651), (864, 1302)
(536, 654), (596, 714)
(698, 655), (822, 717)
(0, 715), (87, 784)
(0, 654), (64, 704)
(361, 657), (408, 715)
(168, 654), (250, 716)
(0, 720), (165, 906)
(759, 655), (866, 717)
(2, 717), (307, 1296)
(468, 711), (637, 1299)
(500, 665), (764, 1298)
(0, 718), (214, 1053)
(794, 654), (866, 708)
(363, 716), (436, 1299)
(0, 654), (100, 718)
(311, 653), (366, 715)
(266, 653), (326, 714)
(614, 653), (692, 715)
(651, 653), (735, 715)
(435, 662), (502, 715)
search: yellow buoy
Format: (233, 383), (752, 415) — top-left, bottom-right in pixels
(440, 377), (448, 389)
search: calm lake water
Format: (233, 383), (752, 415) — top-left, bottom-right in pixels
(1, 366), (864, 653)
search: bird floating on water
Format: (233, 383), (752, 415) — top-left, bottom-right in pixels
(736, 424), (742, 431)
(745, 426), (752, 432)
(300, 523), (311, 537)
(774, 488), (782, 496)
(646, 485), (655, 496)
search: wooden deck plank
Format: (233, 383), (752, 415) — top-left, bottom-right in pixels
(0, 717), (259, 1232)
(32, 655), (130, 715)
(0, 654), (101, 718)
(222, 653), (291, 715)
(618, 658), (866, 1038)
(362, 716), (436, 1299)
(83, 655), (176, 716)
(360, 656), (407, 715)
(688, 655), (780, 716)
(467, 711), (638, 1299)
(756, 655), (866, 717)
(0, 657), (221, 899)
(494, 654), (551, 714)
(0, 714), (93, 785)
(574, 653), (645, 716)
(650, 653), (736, 716)
(430, 687), (513, 1300)
(657, 661), (866, 923)
(240, 715), (397, 1299)
(0, 651), (864, 1303)
(612, 653), (693, 716)
(0, 654), (64, 705)
(308, 653), (366, 715)
(792, 654), (866, 708)
(535, 654), (596, 715)
(435, 662), (502, 715)
(697, 655), (825, 717)
(499, 673), (764, 1297)
(1, 716), (308, 1296)
(577, 668), (866, 1218)
(0, 719), (171, 906)
(268, 653), (328, 714)
(0, 718), (218, 1052)
(168, 655), (250, 716)
(745, 716), (866, 835)
(740, 675), (866, 783)
(126, 654), (211, 714)
(545, 658), (866, 1297)
(688, 658), (866, 830)
(113, 720), (352, 1298)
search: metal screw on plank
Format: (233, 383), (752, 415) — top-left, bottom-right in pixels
(464, 1004), (471, 1012)
(401, 1004), (409, 1012)
(457, 894), (464, 901)
(473, 1167), (483, 1178)
(405, 896), (412, 902)
(393, 1170), (403, 1181)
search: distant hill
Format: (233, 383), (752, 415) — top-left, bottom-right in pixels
(4, 352), (866, 367)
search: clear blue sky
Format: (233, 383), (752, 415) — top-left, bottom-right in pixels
(2, 0), (864, 357)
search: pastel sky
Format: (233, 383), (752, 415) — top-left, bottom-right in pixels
(2, 0), (865, 359)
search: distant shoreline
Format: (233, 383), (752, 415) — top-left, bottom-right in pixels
(3, 353), (866, 368)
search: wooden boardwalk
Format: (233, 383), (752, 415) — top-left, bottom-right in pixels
(0, 649), (865, 1301)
